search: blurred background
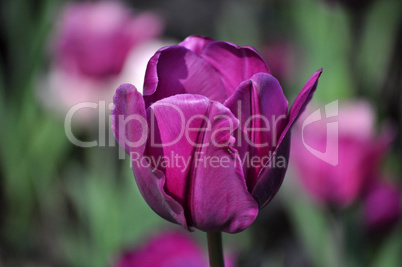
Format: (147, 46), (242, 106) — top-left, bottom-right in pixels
(0, 0), (401, 266)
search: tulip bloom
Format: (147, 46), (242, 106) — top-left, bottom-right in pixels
(54, 1), (163, 79)
(112, 36), (322, 233)
(39, 1), (165, 124)
(114, 231), (235, 267)
(291, 101), (393, 207)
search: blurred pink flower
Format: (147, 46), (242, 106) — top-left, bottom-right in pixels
(54, 1), (163, 79)
(114, 231), (235, 267)
(291, 101), (393, 207)
(363, 180), (401, 231)
(39, 1), (166, 125)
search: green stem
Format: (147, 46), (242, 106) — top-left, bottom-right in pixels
(328, 210), (345, 267)
(207, 232), (225, 267)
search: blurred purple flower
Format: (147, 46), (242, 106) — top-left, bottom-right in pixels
(291, 101), (394, 207)
(363, 180), (401, 231)
(54, 1), (163, 79)
(112, 35), (322, 233)
(39, 1), (165, 125)
(114, 231), (234, 267)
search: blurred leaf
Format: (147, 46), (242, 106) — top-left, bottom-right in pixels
(281, 172), (339, 267)
(290, 0), (353, 103)
(0, 94), (69, 248)
(358, 0), (402, 99)
(0, 0), (67, 250)
(216, 2), (261, 46)
(63, 148), (166, 266)
(3, 0), (60, 101)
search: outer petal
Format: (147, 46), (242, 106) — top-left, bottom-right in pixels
(190, 100), (259, 233)
(287, 69), (322, 131)
(145, 94), (258, 233)
(224, 73), (288, 192)
(252, 69), (322, 208)
(274, 69), (322, 156)
(112, 83), (148, 153)
(201, 41), (270, 97)
(179, 35), (215, 56)
(144, 94), (213, 217)
(143, 46), (227, 107)
(252, 132), (290, 208)
(111, 84), (188, 229)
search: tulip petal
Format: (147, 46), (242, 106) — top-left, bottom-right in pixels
(143, 46), (227, 107)
(179, 35), (215, 56)
(252, 132), (290, 208)
(145, 94), (212, 215)
(287, 69), (322, 131)
(145, 94), (258, 233)
(252, 69), (322, 208)
(273, 68), (322, 164)
(112, 83), (150, 154)
(112, 84), (189, 229)
(224, 73), (288, 191)
(190, 100), (259, 233)
(201, 41), (270, 97)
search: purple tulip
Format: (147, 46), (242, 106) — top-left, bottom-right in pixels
(291, 101), (394, 207)
(114, 231), (235, 267)
(54, 1), (163, 79)
(112, 36), (322, 233)
(363, 180), (401, 232)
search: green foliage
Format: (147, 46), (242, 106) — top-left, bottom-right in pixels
(61, 148), (165, 266)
